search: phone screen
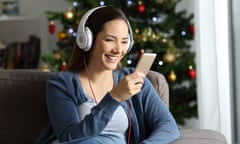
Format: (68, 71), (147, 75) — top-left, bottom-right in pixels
(135, 53), (157, 75)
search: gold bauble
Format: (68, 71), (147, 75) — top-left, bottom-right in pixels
(168, 70), (177, 82)
(142, 36), (147, 42)
(64, 9), (74, 20)
(58, 31), (67, 40)
(162, 38), (167, 43)
(163, 52), (176, 63)
(151, 33), (157, 41)
(135, 28), (140, 34)
(156, 0), (164, 3)
(142, 27), (153, 38)
(40, 64), (51, 72)
(54, 52), (61, 60)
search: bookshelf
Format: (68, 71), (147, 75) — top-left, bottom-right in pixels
(0, 16), (41, 69)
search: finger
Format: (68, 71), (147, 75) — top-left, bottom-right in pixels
(132, 71), (145, 78)
(131, 80), (144, 90)
(133, 77), (144, 85)
(126, 72), (144, 81)
(129, 84), (143, 96)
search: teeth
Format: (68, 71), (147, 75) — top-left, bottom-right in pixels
(108, 56), (117, 60)
(107, 55), (118, 62)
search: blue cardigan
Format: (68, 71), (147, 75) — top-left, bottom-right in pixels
(35, 68), (179, 144)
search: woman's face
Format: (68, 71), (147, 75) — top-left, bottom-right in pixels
(89, 19), (129, 71)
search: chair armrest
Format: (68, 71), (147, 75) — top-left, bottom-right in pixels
(147, 70), (169, 108)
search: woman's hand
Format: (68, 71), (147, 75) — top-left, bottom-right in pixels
(110, 71), (145, 102)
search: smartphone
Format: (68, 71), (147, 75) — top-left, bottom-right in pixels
(135, 53), (157, 75)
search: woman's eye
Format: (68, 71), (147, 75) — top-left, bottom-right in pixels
(122, 41), (128, 44)
(105, 38), (114, 42)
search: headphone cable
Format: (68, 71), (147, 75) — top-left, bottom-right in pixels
(127, 100), (132, 144)
(83, 54), (98, 103)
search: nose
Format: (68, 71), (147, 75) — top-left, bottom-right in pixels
(112, 41), (122, 53)
(112, 41), (127, 54)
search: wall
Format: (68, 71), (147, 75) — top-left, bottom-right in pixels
(0, 0), (69, 57)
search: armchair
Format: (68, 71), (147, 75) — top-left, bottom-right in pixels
(0, 70), (227, 144)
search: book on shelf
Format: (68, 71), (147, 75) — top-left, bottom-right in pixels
(3, 35), (40, 69)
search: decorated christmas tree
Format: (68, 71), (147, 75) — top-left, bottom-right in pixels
(42, 0), (197, 125)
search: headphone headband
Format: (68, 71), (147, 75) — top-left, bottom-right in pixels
(76, 6), (134, 52)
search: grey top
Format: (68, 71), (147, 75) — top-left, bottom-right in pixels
(78, 97), (128, 144)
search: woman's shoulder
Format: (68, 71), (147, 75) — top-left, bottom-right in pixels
(49, 71), (76, 79)
(47, 71), (79, 85)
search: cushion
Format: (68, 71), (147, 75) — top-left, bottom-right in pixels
(173, 129), (227, 144)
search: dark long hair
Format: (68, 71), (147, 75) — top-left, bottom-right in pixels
(67, 6), (129, 72)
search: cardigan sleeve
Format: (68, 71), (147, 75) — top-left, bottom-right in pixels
(139, 79), (180, 144)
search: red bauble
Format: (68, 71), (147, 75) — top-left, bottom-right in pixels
(60, 62), (67, 71)
(137, 4), (145, 13)
(138, 49), (144, 58)
(48, 21), (56, 34)
(188, 68), (196, 79)
(189, 24), (195, 35)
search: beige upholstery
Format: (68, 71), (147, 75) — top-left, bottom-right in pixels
(147, 70), (169, 107)
(0, 69), (227, 144)
(174, 129), (227, 144)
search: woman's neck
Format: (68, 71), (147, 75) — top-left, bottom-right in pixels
(81, 64), (113, 85)
(79, 65), (114, 103)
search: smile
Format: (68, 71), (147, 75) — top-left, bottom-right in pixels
(106, 55), (119, 63)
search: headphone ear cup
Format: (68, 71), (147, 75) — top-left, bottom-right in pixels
(84, 27), (93, 51)
(76, 32), (86, 51)
(76, 27), (93, 51)
(127, 37), (134, 53)
(76, 7), (104, 51)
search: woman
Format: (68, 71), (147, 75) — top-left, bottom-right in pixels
(36, 6), (179, 144)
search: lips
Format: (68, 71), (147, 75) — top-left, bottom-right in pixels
(106, 55), (119, 63)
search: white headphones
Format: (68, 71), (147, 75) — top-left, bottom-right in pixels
(76, 6), (134, 52)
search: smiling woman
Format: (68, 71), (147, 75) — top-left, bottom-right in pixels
(35, 6), (179, 144)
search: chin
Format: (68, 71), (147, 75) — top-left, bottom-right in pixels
(105, 64), (118, 71)
(109, 65), (118, 70)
